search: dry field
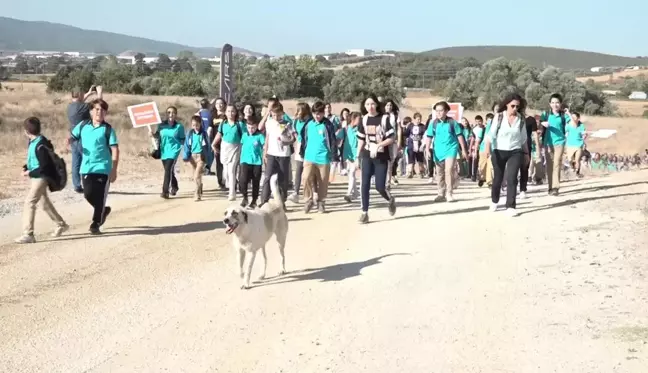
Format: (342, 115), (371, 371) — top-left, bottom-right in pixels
(1, 84), (647, 199)
(576, 69), (648, 83)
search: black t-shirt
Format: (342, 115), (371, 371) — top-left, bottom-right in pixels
(525, 116), (538, 153)
(357, 114), (395, 162)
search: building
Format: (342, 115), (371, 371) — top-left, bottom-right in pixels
(628, 91), (647, 100)
(345, 49), (374, 57)
(590, 67), (602, 73)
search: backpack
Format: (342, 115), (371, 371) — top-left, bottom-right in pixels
(186, 129), (209, 148)
(38, 144), (67, 192)
(78, 121), (113, 155)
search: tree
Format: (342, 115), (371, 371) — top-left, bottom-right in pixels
(156, 53), (172, 72)
(177, 50), (196, 60)
(172, 58), (193, 73)
(194, 59), (213, 75)
(14, 56), (29, 74)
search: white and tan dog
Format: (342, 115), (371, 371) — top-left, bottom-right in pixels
(223, 175), (288, 289)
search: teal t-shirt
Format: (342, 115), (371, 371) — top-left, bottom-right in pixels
(478, 121), (492, 153)
(303, 119), (331, 165)
(71, 121), (118, 175)
(240, 131), (265, 166)
(565, 123), (586, 148)
(218, 120), (245, 144)
(294, 118), (309, 143)
(541, 111), (571, 146)
(343, 126), (359, 162)
(158, 121), (185, 160)
(26, 136), (43, 176)
(189, 130), (207, 155)
(425, 118), (462, 162)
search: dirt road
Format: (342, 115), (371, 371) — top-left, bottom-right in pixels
(1, 171), (648, 372)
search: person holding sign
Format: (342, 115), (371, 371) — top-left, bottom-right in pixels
(424, 101), (468, 203)
(212, 104), (245, 201)
(148, 106), (185, 199)
(69, 99), (119, 235)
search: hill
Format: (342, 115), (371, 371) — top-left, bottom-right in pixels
(0, 17), (262, 58)
(422, 46), (648, 69)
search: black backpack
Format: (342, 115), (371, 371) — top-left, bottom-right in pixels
(38, 144), (67, 192)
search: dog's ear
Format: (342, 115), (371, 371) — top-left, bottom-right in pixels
(242, 211), (248, 223)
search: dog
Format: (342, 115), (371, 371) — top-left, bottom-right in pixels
(223, 175), (288, 289)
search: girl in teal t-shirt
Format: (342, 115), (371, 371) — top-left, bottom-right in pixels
(150, 106), (185, 199)
(238, 120), (265, 208)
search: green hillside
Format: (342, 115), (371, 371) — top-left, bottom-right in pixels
(0, 17), (262, 57)
(422, 46), (648, 69)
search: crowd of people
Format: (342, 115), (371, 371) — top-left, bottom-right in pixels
(13, 87), (645, 244)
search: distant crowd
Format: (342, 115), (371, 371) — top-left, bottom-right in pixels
(11, 86), (646, 244)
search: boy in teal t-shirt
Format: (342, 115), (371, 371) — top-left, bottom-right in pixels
(183, 115), (209, 201)
(238, 121), (265, 208)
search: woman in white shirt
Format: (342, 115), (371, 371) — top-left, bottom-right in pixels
(483, 93), (530, 217)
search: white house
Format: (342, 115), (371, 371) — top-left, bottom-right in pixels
(590, 67), (602, 72)
(629, 91), (647, 100)
(346, 49), (374, 57)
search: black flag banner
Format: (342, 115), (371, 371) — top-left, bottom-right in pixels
(219, 43), (234, 104)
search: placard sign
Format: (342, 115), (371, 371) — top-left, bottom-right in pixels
(127, 102), (162, 128)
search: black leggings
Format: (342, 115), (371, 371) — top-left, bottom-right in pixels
(162, 159), (178, 194)
(262, 155), (291, 204)
(519, 156), (530, 192)
(391, 150), (401, 177)
(82, 173), (110, 225)
(491, 149), (524, 209)
(239, 163), (262, 202)
(361, 157), (392, 212)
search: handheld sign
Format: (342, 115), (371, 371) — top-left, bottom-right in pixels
(127, 102), (162, 128)
(127, 102), (162, 150)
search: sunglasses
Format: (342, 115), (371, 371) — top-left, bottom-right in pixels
(167, 111), (176, 114)
(509, 104), (519, 108)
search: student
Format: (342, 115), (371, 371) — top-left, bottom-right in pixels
(300, 101), (337, 213)
(356, 94), (397, 224)
(470, 115), (485, 182)
(149, 106), (185, 199)
(540, 93), (571, 196)
(405, 113), (426, 178)
(338, 108), (351, 176)
(196, 98), (214, 175)
(15, 117), (69, 244)
(565, 112), (587, 177)
(183, 116), (210, 201)
(459, 117), (472, 179)
(288, 102), (312, 204)
(210, 102), (227, 189)
(67, 85), (102, 193)
(384, 99), (402, 186)
(212, 104), (245, 201)
(343, 111), (361, 202)
(424, 101), (469, 203)
(519, 115), (541, 199)
(477, 112), (496, 187)
(69, 99), (119, 235)
(261, 103), (295, 208)
(483, 94), (529, 217)
(242, 103), (257, 124)
(424, 114), (435, 183)
(239, 120), (265, 208)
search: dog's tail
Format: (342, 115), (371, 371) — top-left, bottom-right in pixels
(270, 173), (283, 205)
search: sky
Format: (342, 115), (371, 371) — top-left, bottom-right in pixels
(3, 0), (647, 57)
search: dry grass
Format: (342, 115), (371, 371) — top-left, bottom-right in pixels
(576, 69), (648, 83)
(612, 99), (647, 117)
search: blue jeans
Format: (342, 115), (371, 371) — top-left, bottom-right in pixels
(71, 140), (83, 190)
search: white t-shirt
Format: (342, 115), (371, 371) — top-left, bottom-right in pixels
(265, 117), (295, 157)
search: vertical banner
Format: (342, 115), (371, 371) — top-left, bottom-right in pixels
(220, 43), (234, 104)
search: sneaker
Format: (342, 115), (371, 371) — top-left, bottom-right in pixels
(170, 188), (178, 196)
(419, 173), (426, 179)
(388, 196), (396, 216)
(318, 202), (327, 214)
(489, 203), (498, 212)
(551, 189), (560, 196)
(434, 195), (446, 203)
(51, 223), (69, 238)
(406, 173), (413, 179)
(507, 208), (519, 217)
(392, 178), (399, 185)
(194, 195), (201, 202)
(288, 193), (299, 204)
(14, 234), (36, 244)
(248, 201), (257, 209)
(478, 180), (485, 187)
(303, 201), (314, 214)
(519, 191), (527, 199)
(100, 207), (111, 227)
(240, 198), (249, 208)
(446, 194), (456, 203)
(160, 193), (169, 199)
(74, 187), (84, 194)
(340, 169), (348, 176)
(89, 223), (101, 235)
(343, 195), (352, 203)
(358, 212), (369, 224)
(427, 177), (435, 184)
(228, 195), (236, 202)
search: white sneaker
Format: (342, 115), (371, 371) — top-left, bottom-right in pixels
(427, 177), (435, 184)
(51, 223), (69, 238)
(14, 234), (36, 244)
(519, 191), (527, 199)
(507, 208), (519, 217)
(228, 196), (236, 202)
(446, 194), (456, 203)
(340, 169), (348, 176)
(489, 203), (498, 212)
(288, 193), (299, 204)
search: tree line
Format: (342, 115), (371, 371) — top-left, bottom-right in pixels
(2, 52), (617, 115)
